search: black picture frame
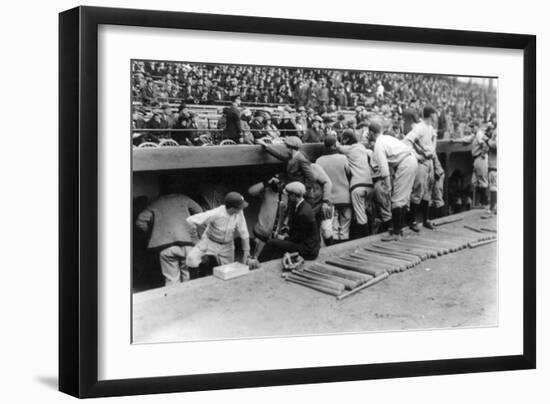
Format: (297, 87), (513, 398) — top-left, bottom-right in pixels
(59, 6), (536, 398)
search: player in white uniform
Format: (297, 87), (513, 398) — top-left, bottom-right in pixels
(370, 127), (417, 241)
(403, 105), (439, 231)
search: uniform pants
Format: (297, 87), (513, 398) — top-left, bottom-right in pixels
(488, 167), (497, 192)
(472, 155), (489, 188)
(258, 239), (316, 262)
(159, 245), (192, 286)
(374, 180), (392, 222)
(187, 237), (235, 268)
(431, 172), (445, 208)
(392, 154), (417, 209)
(410, 159), (435, 205)
(331, 205), (352, 240)
(351, 185), (374, 225)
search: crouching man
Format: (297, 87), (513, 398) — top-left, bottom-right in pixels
(186, 192), (251, 270)
(258, 182), (321, 262)
(370, 126), (418, 241)
(136, 193), (203, 286)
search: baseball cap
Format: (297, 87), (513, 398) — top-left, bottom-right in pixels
(285, 182), (306, 197)
(224, 192), (249, 210)
(283, 136), (303, 149)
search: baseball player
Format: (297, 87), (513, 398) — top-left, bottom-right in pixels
(336, 129), (374, 238)
(403, 105), (439, 231)
(370, 126), (418, 241)
(186, 192), (251, 269)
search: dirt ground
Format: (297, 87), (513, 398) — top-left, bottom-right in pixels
(132, 211), (497, 343)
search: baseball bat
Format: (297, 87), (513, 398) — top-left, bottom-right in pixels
(302, 268), (361, 290)
(337, 272), (389, 300)
(285, 277), (342, 297)
(291, 270), (348, 291)
(309, 263), (373, 282)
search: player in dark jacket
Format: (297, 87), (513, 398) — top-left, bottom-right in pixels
(258, 182), (320, 262)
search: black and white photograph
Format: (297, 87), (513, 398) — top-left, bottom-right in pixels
(131, 60), (499, 343)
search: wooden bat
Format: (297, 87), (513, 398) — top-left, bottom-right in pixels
(481, 227), (497, 233)
(371, 243), (428, 260)
(410, 233), (466, 250)
(291, 270), (347, 291)
(433, 217), (464, 227)
(302, 268), (361, 290)
(357, 249), (417, 265)
(395, 239), (446, 256)
(464, 224), (483, 233)
(325, 258), (383, 277)
(309, 263), (373, 282)
(388, 241), (438, 259)
(468, 238), (497, 248)
(350, 252), (411, 273)
(286, 273), (345, 293)
(285, 277), (342, 297)
(350, 251), (413, 268)
(362, 246), (421, 264)
(352, 250), (413, 267)
(339, 255), (398, 274)
(401, 236), (458, 252)
(337, 272), (389, 300)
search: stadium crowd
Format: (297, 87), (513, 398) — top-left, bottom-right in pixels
(131, 61), (497, 147)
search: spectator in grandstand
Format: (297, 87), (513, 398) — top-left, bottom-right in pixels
(141, 78), (158, 106)
(224, 94), (242, 142)
(160, 104), (176, 130)
(240, 109), (254, 144)
(249, 110), (267, 141)
(145, 112), (164, 142)
(302, 116), (323, 143)
(277, 111), (297, 136)
(335, 86), (348, 108)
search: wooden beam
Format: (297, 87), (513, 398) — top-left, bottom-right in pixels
(133, 141), (472, 171)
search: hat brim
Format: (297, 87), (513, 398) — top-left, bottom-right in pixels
(233, 200), (249, 210)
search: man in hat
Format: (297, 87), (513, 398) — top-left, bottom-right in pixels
(402, 98), (421, 135)
(277, 111), (297, 135)
(257, 135), (315, 187)
(332, 113), (347, 137)
(250, 110), (267, 140)
(302, 115), (323, 143)
(224, 94), (242, 142)
(186, 192), (251, 269)
(336, 128), (374, 237)
(403, 105), (440, 231)
(136, 183), (203, 286)
(316, 135), (352, 243)
(258, 182), (320, 262)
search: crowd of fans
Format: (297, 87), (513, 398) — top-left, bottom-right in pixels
(131, 60), (497, 146)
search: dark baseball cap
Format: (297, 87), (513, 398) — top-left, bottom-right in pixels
(224, 192), (249, 210)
